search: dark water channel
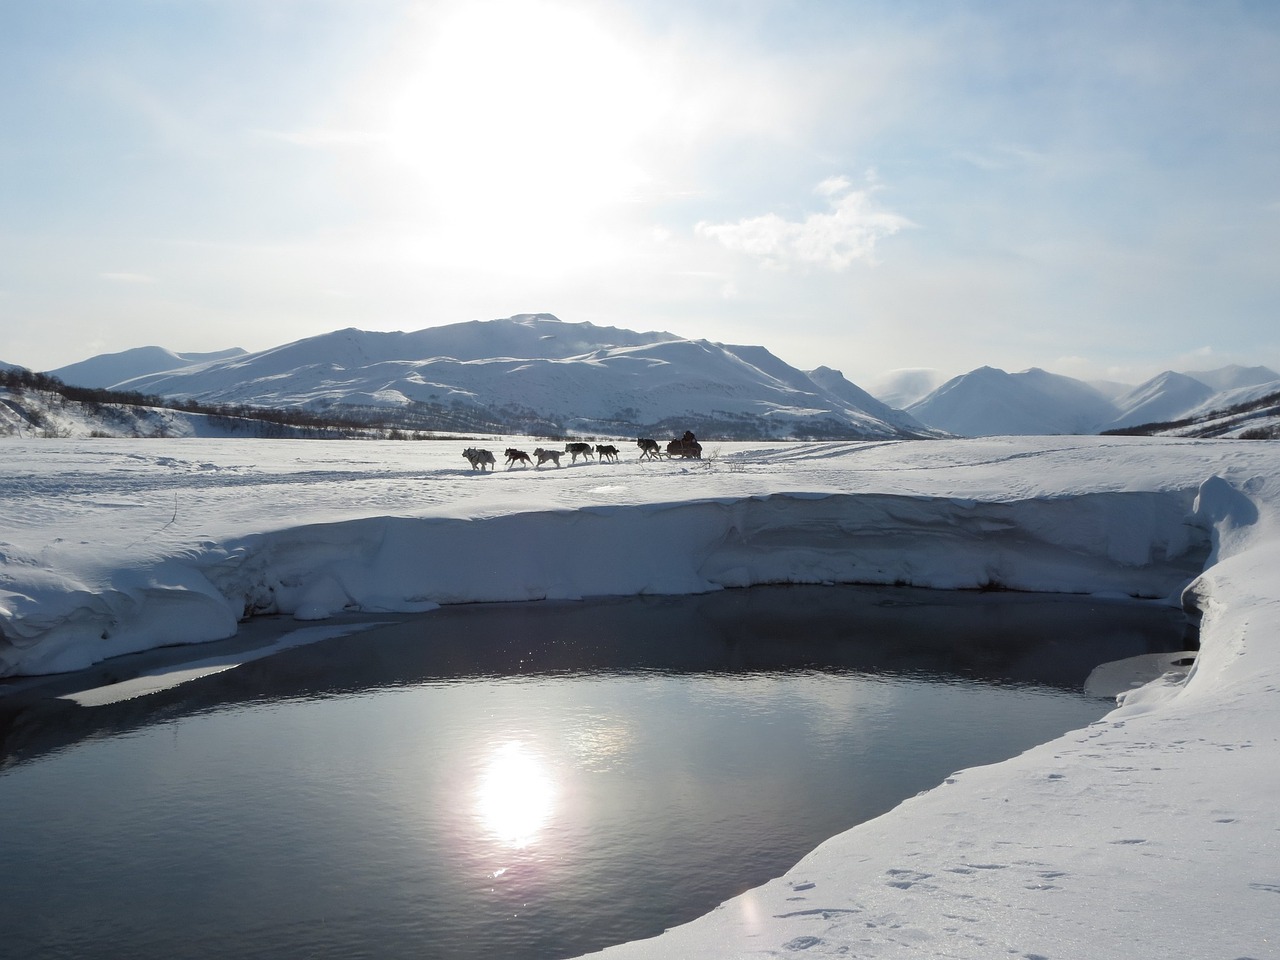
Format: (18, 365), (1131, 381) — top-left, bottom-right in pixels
(0, 585), (1193, 960)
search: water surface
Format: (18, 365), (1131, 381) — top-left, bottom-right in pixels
(0, 585), (1193, 960)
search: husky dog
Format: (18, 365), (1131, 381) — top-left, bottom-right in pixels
(636, 438), (661, 460)
(564, 441), (594, 463)
(462, 448), (495, 471)
(505, 448), (533, 469)
(595, 444), (620, 462)
(533, 447), (562, 468)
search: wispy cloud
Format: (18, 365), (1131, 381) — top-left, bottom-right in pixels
(696, 178), (912, 271)
(955, 143), (1050, 173)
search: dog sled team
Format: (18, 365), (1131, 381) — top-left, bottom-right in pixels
(462, 431), (702, 471)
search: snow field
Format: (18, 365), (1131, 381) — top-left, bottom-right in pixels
(2, 434), (1280, 957)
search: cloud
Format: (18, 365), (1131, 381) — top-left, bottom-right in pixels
(954, 143), (1051, 173)
(815, 175), (853, 197)
(696, 179), (912, 271)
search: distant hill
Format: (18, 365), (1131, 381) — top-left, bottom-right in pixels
(1102, 385), (1280, 440)
(1181, 364), (1280, 393)
(109, 314), (941, 440)
(805, 365), (925, 434)
(1104, 366), (1280, 433)
(906, 364), (1280, 437)
(906, 367), (1116, 436)
(49, 345), (248, 389)
(1106, 372), (1216, 431)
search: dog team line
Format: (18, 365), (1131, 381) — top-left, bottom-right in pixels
(462, 433), (704, 471)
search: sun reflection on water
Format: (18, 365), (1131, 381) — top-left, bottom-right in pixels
(476, 741), (556, 849)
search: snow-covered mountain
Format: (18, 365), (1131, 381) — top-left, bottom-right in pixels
(905, 364), (1280, 437)
(109, 315), (939, 440)
(1104, 368), (1280, 435)
(1181, 364), (1280, 393)
(906, 367), (1116, 436)
(36, 319), (1280, 440)
(1106, 371), (1216, 431)
(50, 345), (248, 389)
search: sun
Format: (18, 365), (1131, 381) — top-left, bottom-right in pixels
(370, 0), (665, 273)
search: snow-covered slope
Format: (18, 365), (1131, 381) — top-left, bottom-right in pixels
(805, 365), (927, 434)
(906, 366), (1116, 436)
(0, 384), (195, 438)
(1103, 371), (1280, 438)
(110, 315), (937, 440)
(1186, 379), (1280, 416)
(1182, 363), (1280, 393)
(1107, 370), (1216, 430)
(50, 345), (247, 389)
(1, 436), (1279, 959)
(906, 363), (1280, 437)
(1133, 384), (1280, 440)
(0, 383), (376, 440)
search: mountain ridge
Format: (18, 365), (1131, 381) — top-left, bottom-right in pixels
(50, 345), (248, 389)
(94, 315), (941, 441)
(34, 317), (1280, 440)
(905, 364), (1280, 437)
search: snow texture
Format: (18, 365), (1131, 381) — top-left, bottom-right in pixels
(3, 434), (1279, 959)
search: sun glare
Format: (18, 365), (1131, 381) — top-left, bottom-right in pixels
(476, 741), (557, 848)
(373, 0), (664, 271)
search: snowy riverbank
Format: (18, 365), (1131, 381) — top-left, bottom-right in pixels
(3, 435), (1279, 957)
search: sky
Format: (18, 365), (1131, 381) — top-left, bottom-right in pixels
(2, 0), (1279, 390)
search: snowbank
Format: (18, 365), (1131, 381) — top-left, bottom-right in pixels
(3, 435), (1279, 957)
(1, 484), (1208, 677)
(0, 486), (1204, 676)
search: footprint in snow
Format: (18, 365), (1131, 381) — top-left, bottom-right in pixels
(783, 936), (824, 951)
(885, 869), (934, 889)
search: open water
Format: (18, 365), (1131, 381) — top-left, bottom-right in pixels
(0, 585), (1194, 960)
